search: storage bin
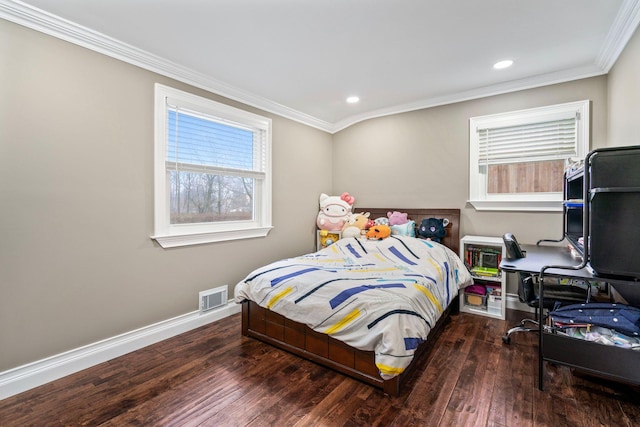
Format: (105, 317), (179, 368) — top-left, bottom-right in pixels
(464, 291), (487, 308)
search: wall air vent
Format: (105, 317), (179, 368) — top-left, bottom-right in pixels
(199, 285), (228, 313)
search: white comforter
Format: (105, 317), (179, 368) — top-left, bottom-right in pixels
(234, 235), (472, 379)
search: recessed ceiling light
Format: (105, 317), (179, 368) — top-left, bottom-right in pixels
(493, 60), (514, 70)
(346, 96), (360, 104)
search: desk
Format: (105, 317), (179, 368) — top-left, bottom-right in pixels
(501, 244), (640, 305)
(500, 243), (590, 277)
(500, 243), (640, 390)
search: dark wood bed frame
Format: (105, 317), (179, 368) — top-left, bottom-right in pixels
(241, 208), (461, 396)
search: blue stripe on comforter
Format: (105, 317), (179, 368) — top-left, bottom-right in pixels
(329, 283), (406, 309)
(270, 267), (325, 286)
(389, 246), (417, 265)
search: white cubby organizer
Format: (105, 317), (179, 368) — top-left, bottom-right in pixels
(459, 235), (506, 320)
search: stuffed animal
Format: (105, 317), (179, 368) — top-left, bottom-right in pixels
(318, 231), (341, 248)
(373, 217), (389, 226)
(316, 192), (355, 231)
(387, 211), (409, 226)
(417, 217), (450, 243)
(341, 212), (370, 238)
(366, 224), (391, 240)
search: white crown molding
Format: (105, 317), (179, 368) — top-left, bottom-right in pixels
(596, 0), (640, 71)
(0, 0), (334, 133)
(0, 301), (241, 400)
(332, 64), (606, 132)
(1, 0), (639, 135)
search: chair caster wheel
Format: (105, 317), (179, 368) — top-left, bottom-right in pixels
(502, 335), (511, 345)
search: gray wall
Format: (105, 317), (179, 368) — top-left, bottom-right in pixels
(0, 20), (333, 371)
(608, 26), (640, 147)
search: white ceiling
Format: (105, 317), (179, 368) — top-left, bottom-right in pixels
(2, 0), (640, 132)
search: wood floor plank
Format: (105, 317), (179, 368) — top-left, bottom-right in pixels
(1, 310), (639, 426)
(488, 338), (535, 427)
(391, 336), (473, 426)
(439, 340), (500, 427)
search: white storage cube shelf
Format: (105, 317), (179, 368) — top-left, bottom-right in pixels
(459, 235), (506, 320)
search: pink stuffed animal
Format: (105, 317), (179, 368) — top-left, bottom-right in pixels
(387, 211), (409, 226)
(316, 192), (355, 231)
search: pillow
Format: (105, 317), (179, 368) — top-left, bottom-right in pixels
(390, 220), (415, 237)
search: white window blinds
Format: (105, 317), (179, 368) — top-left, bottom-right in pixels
(477, 115), (578, 165)
(468, 100), (589, 211)
(166, 104), (267, 180)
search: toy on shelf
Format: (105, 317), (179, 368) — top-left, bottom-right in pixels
(316, 192), (354, 231)
(318, 230), (341, 249)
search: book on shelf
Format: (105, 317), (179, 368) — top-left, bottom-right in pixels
(471, 266), (500, 277)
(464, 245), (501, 276)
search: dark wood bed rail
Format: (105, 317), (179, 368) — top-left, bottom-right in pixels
(241, 297), (458, 396)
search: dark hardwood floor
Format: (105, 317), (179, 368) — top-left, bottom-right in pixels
(1, 308), (639, 426)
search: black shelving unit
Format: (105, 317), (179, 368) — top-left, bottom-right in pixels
(537, 145), (640, 390)
(588, 147), (640, 279)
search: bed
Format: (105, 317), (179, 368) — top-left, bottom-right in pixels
(235, 208), (471, 395)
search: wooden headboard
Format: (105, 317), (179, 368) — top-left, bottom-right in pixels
(355, 208), (461, 255)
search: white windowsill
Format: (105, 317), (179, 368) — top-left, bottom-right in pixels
(469, 200), (563, 212)
(152, 226), (273, 248)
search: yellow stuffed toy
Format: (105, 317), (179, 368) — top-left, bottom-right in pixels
(318, 230), (341, 248)
(365, 224), (391, 240)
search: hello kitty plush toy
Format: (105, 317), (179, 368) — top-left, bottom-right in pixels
(316, 192), (355, 231)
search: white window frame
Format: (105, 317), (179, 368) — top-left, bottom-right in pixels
(152, 84), (272, 248)
(468, 100), (590, 212)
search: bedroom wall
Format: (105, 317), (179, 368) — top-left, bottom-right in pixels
(332, 77), (608, 246)
(332, 77), (608, 298)
(607, 26), (640, 147)
(0, 20), (333, 372)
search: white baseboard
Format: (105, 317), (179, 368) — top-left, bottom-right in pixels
(0, 301), (241, 400)
(505, 292), (535, 313)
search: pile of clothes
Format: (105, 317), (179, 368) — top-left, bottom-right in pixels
(550, 302), (640, 350)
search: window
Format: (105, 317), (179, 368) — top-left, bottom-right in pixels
(469, 100), (589, 211)
(153, 84), (272, 248)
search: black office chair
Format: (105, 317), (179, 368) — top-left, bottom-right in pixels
(501, 273), (591, 344)
(500, 233), (591, 344)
